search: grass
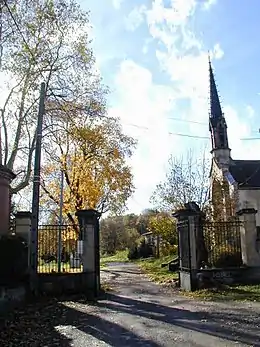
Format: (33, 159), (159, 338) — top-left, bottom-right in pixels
(182, 284), (260, 302)
(100, 250), (129, 268)
(135, 255), (178, 283)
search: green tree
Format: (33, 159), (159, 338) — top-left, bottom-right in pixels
(100, 216), (125, 255)
(135, 209), (158, 234)
(100, 214), (140, 255)
(148, 212), (177, 256)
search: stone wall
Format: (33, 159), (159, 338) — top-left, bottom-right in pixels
(0, 284), (29, 315)
(38, 272), (98, 298)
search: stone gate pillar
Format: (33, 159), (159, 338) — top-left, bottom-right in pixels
(173, 205), (201, 291)
(76, 209), (101, 297)
(237, 208), (260, 266)
(15, 211), (32, 267)
(15, 211), (32, 243)
(0, 165), (16, 236)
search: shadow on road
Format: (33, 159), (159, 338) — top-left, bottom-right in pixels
(1, 291), (260, 346)
(95, 293), (260, 346)
(0, 295), (160, 347)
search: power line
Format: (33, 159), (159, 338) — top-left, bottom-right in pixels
(2, 1), (212, 141)
(168, 117), (207, 125)
(5, 2), (255, 143)
(240, 137), (260, 141)
(122, 121), (209, 139)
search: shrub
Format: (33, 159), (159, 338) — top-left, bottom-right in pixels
(128, 246), (139, 260)
(128, 240), (154, 260)
(139, 240), (154, 258)
(159, 243), (178, 257)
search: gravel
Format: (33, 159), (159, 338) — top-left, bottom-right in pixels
(1, 262), (260, 346)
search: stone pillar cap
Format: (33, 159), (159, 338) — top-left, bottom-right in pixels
(172, 208), (202, 218)
(15, 211), (32, 219)
(75, 209), (101, 218)
(236, 208), (257, 216)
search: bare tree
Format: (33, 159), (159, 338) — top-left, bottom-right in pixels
(0, 0), (107, 197)
(150, 148), (210, 212)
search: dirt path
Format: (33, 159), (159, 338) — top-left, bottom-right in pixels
(1, 262), (260, 346)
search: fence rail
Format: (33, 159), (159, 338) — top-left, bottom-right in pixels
(38, 224), (83, 274)
(203, 220), (242, 268)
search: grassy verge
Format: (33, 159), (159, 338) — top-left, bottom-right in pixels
(182, 284), (260, 302)
(100, 250), (129, 268)
(135, 255), (178, 283)
(100, 252), (260, 302)
(135, 256), (260, 302)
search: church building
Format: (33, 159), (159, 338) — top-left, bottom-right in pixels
(209, 60), (260, 227)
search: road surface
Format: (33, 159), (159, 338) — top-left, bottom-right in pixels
(1, 262), (260, 346)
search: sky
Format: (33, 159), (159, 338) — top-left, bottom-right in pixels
(76, 0), (260, 214)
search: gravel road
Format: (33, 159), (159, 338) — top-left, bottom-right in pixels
(1, 262), (260, 346)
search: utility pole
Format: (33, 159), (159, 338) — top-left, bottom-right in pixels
(0, 1), (4, 164)
(0, 0), (3, 71)
(57, 168), (64, 272)
(30, 82), (46, 291)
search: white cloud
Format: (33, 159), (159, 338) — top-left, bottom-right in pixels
(212, 43), (224, 60)
(112, 0), (123, 10)
(202, 0), (217, 11)
(245, 105), (255, 119)
(143, 0), (253, 144)
(142, 0), (259, 176)
(125, 5), (146, 31)
(224, 105), (251, 158)
(103, 0), (257, 212)
(146, 0), (196, 27)
(108, 60), (178, 212)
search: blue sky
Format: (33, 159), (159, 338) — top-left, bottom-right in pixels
(79, 0), (260, 213)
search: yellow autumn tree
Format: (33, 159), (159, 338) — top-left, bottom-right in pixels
(41, 117), (136, 226)
(148, 212), (177, 256)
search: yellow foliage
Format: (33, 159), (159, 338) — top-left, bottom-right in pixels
(38, 225), (78, 258)
(148, 213), (176, 238)
(41, 119), (135, 222)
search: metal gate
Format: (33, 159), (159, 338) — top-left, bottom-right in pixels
(37, 224), (83, 273)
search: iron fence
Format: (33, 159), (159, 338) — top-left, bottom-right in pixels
(203, 220), (242, 268)
(38, 224), (83, 273)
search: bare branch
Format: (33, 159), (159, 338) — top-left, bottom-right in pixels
(11, 129), (36, 193)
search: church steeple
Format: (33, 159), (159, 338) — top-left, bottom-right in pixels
(208, 58), (229, 151)
(209, 59), (223, 122)
(208, 57), (231, 168)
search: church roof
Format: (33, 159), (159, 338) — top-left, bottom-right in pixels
(229, 160), (260, 188)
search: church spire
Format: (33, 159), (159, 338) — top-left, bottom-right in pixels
(209, 56), (223, 121)
(208, 57), (230, 157)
